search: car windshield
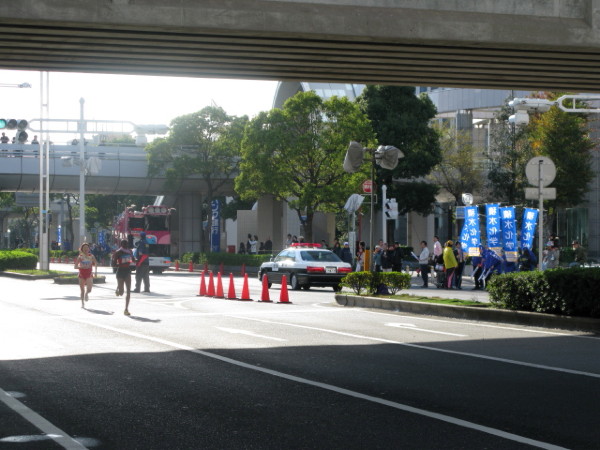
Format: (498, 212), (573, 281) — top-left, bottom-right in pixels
(300, 250), (341, 262)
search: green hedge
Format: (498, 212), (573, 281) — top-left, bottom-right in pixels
(0, 250), (38, 271)
(341, 271), (411, 295)
(487, 268), (600, 318)
(179, 252), (272, 267)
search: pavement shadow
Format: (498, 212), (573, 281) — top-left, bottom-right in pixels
(84, 308), (115, 316)
(127, 315), (161, 323)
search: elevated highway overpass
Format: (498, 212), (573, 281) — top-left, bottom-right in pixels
(1, 1), (600, 91)
(0, 144), (234, 196)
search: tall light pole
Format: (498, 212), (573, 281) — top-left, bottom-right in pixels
(78, 98), (86, 245)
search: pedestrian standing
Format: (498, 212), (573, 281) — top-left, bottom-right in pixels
(74, 243), (98, 308)
(133, 232), (150, 293)
(471, 246), (484, 290)
(443, 240), (458, 289)
(570, 240), (587, 267)
(373, 245), (382, 272)
(355, 241), (366, 271)
(432, 236), (442, 259)
(381, 243), (393, 272)
(331, 239), (342, 258)
(112, 239), (134, 316)
(418, 241), (430, 288)
(340, 241), (353, 265)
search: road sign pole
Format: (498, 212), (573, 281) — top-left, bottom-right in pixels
(538, 160), (544, 271)
(369, 152), (375, 272)
(381, 184), (387, 245)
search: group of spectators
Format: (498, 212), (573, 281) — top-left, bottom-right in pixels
(238, 234), (273, 255)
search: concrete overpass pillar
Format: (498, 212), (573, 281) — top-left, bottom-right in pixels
(257, 195), (283, 252)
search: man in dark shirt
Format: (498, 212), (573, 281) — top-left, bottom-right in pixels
(133, 232), (150, 293)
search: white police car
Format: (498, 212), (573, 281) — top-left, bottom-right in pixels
(259, 243), (352, 291)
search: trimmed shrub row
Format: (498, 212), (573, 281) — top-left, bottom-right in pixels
(0, 250), (38, 271)
(341, 271), (411, 296)
(487, 267), (600, 318)
(180, 252), (272, 267)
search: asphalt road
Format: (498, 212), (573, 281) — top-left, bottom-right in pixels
(0, 267), (598, 449)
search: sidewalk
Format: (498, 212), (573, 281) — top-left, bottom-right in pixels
(336, 271), (599, 334)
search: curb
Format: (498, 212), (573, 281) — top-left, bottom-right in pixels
(335, 294), (600, 334)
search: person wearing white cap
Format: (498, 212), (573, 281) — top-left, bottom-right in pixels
(340, 241), (353, 265)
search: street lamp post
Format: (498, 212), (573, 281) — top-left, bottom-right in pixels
(6, 228), (10, 249)
(79, 98), (86, 245)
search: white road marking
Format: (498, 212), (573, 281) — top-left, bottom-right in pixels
(63, 317), (567, 450)
(384, 322), (467, 337)
(340, 307), (600, 339)
(228, 315), (600, 379)
(0, 388), (88, 449)
(215, 327), (286, 341)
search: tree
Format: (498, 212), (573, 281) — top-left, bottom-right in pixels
(428, 123), (484, 203)
(146, 106), (247, 251)
(235, 91), (376, 241)
(356, 85), (442, 215)
(486, 100), (534, 205)
(528, 104), (595, 208)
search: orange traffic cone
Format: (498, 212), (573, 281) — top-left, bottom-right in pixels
(215, 272), (224, 298)
(278, 275), (292, 304)
(175, 260), (180, 271)
(227, 273), (237, 299)
(259, 273), (272, 302)
(188, 260), (194, 272)
(207, 271), (215, 297)
(240, 274), (252, 301)
(197, 270), (207, 296)
(241, 263), (246, 277)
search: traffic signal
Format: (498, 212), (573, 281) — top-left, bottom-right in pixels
(0, 118), (28, 142)
(384, 198), (398, 219)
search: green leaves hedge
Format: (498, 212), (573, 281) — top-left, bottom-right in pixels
(487, 268), (600, 318)
(0, 250), (38, 271)
(180, 252), (272, 267)
(341, 271), (411, 295)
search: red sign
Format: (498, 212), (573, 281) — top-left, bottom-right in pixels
(362, 179), (373, 193)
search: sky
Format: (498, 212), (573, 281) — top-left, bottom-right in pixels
(0, 69), (279, 143)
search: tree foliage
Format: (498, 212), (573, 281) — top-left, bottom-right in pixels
(429, 123), (484, 203)
(145, 106), (247, 250)
(235, 91), (376, 241)
(356, 86), (442, 215)
(528, 105), (595, 208)
(486, 100), (534, 205)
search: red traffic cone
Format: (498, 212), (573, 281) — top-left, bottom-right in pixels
(215, 272), (224, 298)
(197, 270), (207, 296)
(241, 263), (246, 277)
(204, 262), (208, 272)
(219, 262), (224, 275)
(207, 271), (215, 297)
(175, 260), (180, 271)
(227, 273), (237, 299)
(240, 274), (252, 301)
(188, 260), (194, 272)
(259, 273), (272, 302)
(278, 275), (292, 304)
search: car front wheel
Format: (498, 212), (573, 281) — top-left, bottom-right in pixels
(290, 274), (301, 290)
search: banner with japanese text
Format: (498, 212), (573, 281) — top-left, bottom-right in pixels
(485, 204), (502, 256)
(520, 208), (538, 250)
(210, 199), (220, 253)
(460, 205), (481, 256)
(500, 206), (518, 262)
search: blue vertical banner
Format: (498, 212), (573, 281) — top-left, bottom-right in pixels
(210, 199), (220, 253)
(461, 205), (481, 256)
(500, 206), (518, 262)
(486, 204), (502, 256)
(521, 208), (539, 250)
(57, 225), (62, 248)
